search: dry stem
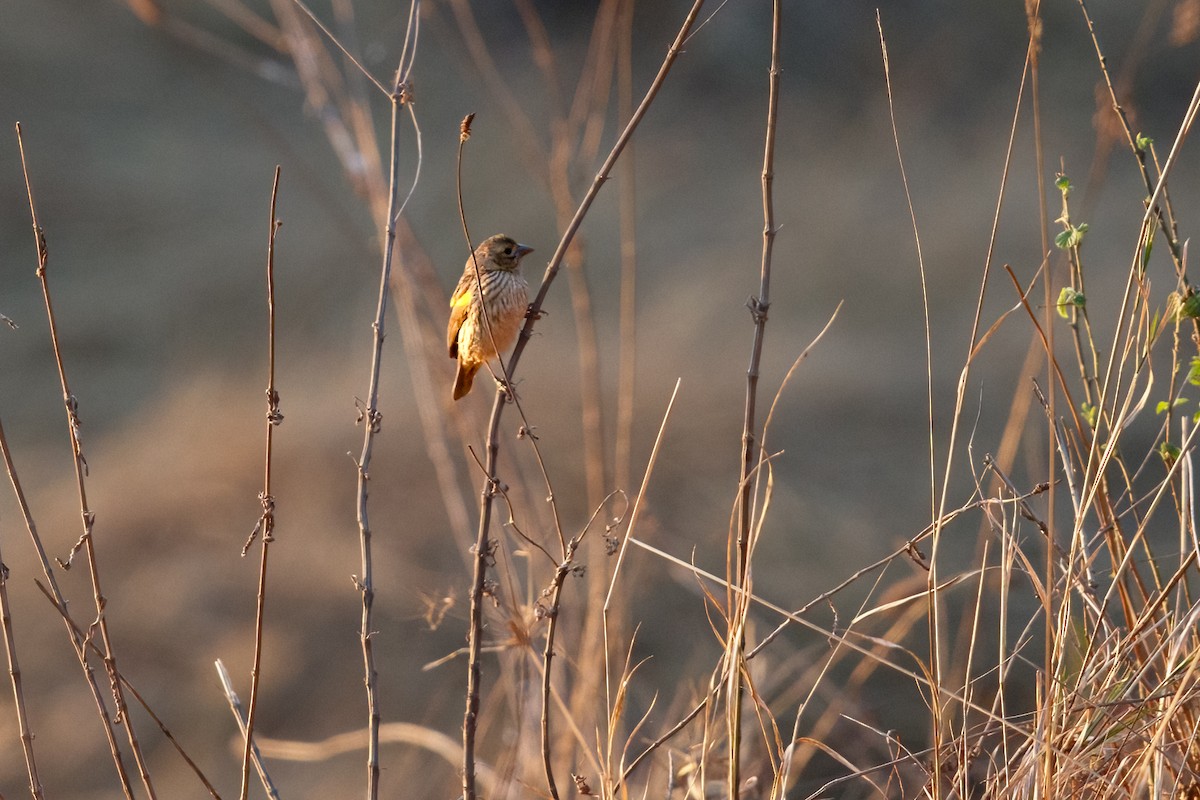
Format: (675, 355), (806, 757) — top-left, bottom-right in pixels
(352, 78), (407, 800)
(16, 121), (146, 800)
(458, 5), (707, 798)
(217, 659), (280, 799)
(0, 414), (44, 797)
(726, 2), (782, 794)
(239, 165), (284, 800)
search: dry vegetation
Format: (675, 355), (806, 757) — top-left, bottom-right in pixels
(6, 1), (1200, 799)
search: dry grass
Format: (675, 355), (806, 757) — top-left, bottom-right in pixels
(6, 2), (1200, 799)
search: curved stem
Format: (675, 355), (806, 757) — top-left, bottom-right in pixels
(460, 5), (707, 799)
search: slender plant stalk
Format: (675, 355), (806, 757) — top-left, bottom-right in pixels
(509, 0), (705, 384)
(462, 398), (501, 800)
(27, 577), (224, 797)
(449, 0), (615, 516)
(728, 3), (781, 795)
(538, 506), (605, 800)
(217, 660), (281, 799)
(16, 121), (143, 800)
(0, 426), (43, 798)
(460, 5), (707, 798)
(919, 18), (1041, 794)
(1076, 0), (1186, 276)
(511, 4), (627, 768)
(239, 165), (285, 800)
(274, 0), (475, 563)
(600, 2), (639, 776)
(614, 0), (638, 502)
(353, 74), (409, 800)
(1022, 3), (1062, 793)
(456, 112), (577, 800)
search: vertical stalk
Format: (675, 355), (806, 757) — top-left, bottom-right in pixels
(462, 388), (503, 800)
(239, 165), (284, 800)
(355, 78), (407, 800)
(1023, 3), (1059, 796)
(460, 4), (707, 798)
(730, 2), (781, 795)
(614, 0), (638, 519)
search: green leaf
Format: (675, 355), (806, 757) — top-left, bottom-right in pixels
(1081, 402), (1098, 428)
(1180, 294), (1200, 320)
(1160, 441), (1181, 467)
(1141, 227), (1155, 272)
(1054, 223), (1089, 250)
(1157, 398), (1189, 415)
(1056, 174), (1072, 194)
(1188, 356), (1200, 386)
(1057, 287), (1085, 318)
(1136, 133), (1153, 153)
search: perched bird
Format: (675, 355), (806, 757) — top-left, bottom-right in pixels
(447, 234), (534, 400)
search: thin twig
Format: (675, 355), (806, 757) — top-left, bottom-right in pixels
(614, 0), (638, 506)
(727, 3), (781, 793)
(339, 10), (424, 790)
(287, 0), (388, 95)
(920, 17), (1041, 786)
(1021, 4), (1061, 789)
(217, 660), (281, 799)
(604, 379), (681, 788)
(537, 493), (625, 800)
(0, 426), (43, 798)
(353, 77), (405, 800)
(16, 121), (143, 800)
(456, 111), (569, 800)
(343, 11), (421, 795)
(461, 11), (708, 795)
(618, 477), (1038, 787)
(1076, 0), (1187, 276)
(877, 11), (935, 518)
(239, 165), (285, 800)
(30, 579), (224, 798)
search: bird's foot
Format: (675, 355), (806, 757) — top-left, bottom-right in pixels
(494, 375), (518, 403)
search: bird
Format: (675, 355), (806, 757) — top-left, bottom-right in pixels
(447, 234), (534, 400)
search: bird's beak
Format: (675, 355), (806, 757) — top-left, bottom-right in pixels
(515, 244), (534, 259)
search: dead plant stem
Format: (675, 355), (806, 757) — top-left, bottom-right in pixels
(0, 420), (43, 797)
(460, 5), (707, 797)
(216, 659), (280, 799)
(455, 113), (569, 800)
(16, 121), (147, 800)
(728, 3), (781, 794)
(25, 578), (224, 797)
(614, 0), (638, 506)
(239, 165), (284, 800)
(354, 76), (408, 800)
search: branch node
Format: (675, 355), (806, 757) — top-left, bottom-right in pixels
(746, 296), (770, 323)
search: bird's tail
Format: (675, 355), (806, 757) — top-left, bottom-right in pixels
(453, 361), (478, 401)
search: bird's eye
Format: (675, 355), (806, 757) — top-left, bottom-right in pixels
(503, 247), (513, 256)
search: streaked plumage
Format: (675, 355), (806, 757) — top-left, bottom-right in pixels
(447, 234), (533, 400)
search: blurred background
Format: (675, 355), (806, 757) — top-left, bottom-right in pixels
(2, 1), (1200, 797)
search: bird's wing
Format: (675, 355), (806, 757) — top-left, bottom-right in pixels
(447, 269), (476, 358)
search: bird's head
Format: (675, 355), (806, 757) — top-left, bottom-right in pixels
(478, 234), (534, 271)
